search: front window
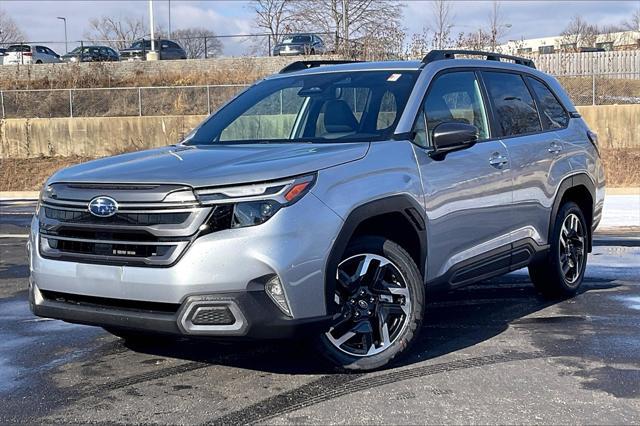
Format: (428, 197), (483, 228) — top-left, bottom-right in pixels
(185, 70), (418, 145)
(414, 71), (490, 147)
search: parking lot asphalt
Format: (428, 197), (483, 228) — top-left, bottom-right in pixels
(1, 200), (639, 424)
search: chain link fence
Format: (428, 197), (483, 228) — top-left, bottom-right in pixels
(0, 84), (247, 119)
(555, 72), (640, 106)
(1, 72), (638, 119)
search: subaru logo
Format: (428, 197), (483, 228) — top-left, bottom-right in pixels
(88, 196), (118, 218)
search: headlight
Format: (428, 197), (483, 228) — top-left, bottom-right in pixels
(232, 200), (280, 228)
(196, 174), (315, 230)
(35, 184), (53, 216)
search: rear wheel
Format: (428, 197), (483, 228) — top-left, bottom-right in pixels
(35, 60), (43, 64)
(529, 201), (588, 298)
(316, 236), (424, 371)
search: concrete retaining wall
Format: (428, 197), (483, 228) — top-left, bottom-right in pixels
(0, 104), (638, 158)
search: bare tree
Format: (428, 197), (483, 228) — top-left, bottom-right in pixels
(622, 8), (640, 32)
(560, 15), (599, 52)
(84, 16), (148, 50)
(487, 1), (510, 52)
(407, 27), (431, 58)
(172, 28), (223, 58)
(253, 0), (296, 53)
(456, 29), (492, 51)
(430, 0), (455, 49)
(291, 0), (404, 57)
(0, 9), (25, 45)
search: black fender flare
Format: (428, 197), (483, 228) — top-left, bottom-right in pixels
(324, 194), (427, 315)
(549, 173), (596, 251)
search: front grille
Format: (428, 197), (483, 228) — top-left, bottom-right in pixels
(44, 207), (190, 226)
(38, 183), (216, 267)
(191, 306), (235, 325)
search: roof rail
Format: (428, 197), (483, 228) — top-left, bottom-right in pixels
(279, 60), (362, 74)
(421, 50), (536, 69)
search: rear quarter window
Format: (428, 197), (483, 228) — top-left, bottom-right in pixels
(526, 77), (570, 129)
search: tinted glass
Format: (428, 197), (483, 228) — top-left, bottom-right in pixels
(185, 71), (418, 145)
(283, 35), (312, 44)
(423, 71), (490, 142)
(483, 72), (541, 136)
(526, 77), (569, 129)
(8, 45), (30, 52)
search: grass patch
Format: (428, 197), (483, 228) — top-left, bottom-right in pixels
(0, 156), (94, 191)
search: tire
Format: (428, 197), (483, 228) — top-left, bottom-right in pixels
(35, 60), (43, 64)
(529, 201), (588, 298)
(316, 236), (425, 371)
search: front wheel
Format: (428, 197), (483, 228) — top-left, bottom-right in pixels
(529, 201), (588, 298)
(316, 236), (425, 371)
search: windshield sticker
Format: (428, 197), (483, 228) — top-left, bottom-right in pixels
(387, 73), (402, 82)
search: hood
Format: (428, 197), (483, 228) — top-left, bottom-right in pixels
(49, 143), (370, 188)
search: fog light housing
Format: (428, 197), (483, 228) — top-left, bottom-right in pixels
(265, 275), (292, 316)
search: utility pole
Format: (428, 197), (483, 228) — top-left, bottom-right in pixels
(57, 16), (68, 53)
(342, 0), (349, 52)
(147, 0), (158, 60)
(168, 0), (172, 39)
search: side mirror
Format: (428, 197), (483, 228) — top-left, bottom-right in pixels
(430, 121), (478, 160)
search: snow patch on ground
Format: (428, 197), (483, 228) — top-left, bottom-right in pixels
(598, 195), (640, 229)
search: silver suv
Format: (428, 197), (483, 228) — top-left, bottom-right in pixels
(29, 51), (605, 370)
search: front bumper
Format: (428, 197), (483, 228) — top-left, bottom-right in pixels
(29, 282), (332, 339)
(29, 192), (344, 337)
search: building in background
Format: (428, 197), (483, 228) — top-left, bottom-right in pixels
(502, 30), (640, 55)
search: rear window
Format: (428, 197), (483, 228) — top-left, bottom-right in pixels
(8, 45), (30, 52)
(283, 36), (312, 44)
(483, 72), (541, 137)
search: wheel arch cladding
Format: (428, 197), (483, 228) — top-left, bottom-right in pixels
(324, 195), (427, 315)
(551, 173), (595, 252)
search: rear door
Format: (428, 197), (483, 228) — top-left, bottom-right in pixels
(481, 71), (568, 258)
(412, 70), (515, 285)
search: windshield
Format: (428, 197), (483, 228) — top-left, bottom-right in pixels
(282, 35), (312, 44)
(185, 70), (418, 145)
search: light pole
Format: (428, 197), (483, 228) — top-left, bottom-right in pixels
(57, 16), (68, 53)
(168, 0), (172, 39)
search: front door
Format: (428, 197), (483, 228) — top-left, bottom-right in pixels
(411, 70), (515, 285)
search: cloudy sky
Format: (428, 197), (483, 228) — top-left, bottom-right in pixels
(3, 0), (638, 55)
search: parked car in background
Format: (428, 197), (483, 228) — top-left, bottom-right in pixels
(61, 45), (119, 63)
(3, 44), (61, 64)
(119, 39), (187, 61)
(273, 34), (325, 56)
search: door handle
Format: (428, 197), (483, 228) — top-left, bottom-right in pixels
(548, 141), (563, 154)
(489, 153), (509, 168)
